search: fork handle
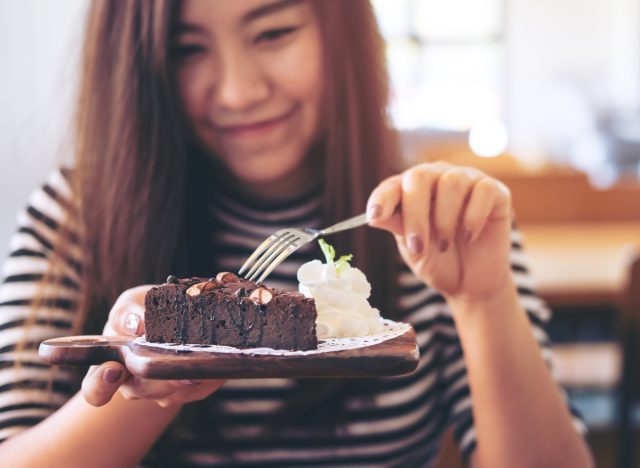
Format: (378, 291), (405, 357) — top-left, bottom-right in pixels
(319, 212), (368, 236)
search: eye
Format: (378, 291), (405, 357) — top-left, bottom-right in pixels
(255, 27), (298, 44)
(172, 44), (206, 59)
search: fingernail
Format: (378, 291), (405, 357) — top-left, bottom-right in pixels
(439, 239), (449, 252)
(367, 204), (382, 220)
(103, 368), (122, 384)
(125, 313), (141, 335)
(407, 235), (423, 254)
(463, 229), (473, 243)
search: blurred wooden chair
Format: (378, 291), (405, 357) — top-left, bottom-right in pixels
(414, 144), (528, 177)
(502, 171), (640, 224)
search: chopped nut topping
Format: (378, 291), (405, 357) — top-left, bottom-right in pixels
(249, 287), (273, 305)
(186, 281), (216, 296)
(216, 272), (238, 283)
(166, 275), (179, 284)
(186, 285), (201, 296)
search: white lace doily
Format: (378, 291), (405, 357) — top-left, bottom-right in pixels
(135, 319), (411, 356)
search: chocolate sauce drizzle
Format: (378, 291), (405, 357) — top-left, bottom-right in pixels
(291, 305), (299, 350)
(173, 286), (187, 343)
(208, 296), (217, 343)
(198, 294), (208, 342)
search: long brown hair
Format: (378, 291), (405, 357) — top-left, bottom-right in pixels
(316, 0), (400, 315)
(71, 0), (187, 335)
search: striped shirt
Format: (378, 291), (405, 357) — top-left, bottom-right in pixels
(0, 169), (585, 467)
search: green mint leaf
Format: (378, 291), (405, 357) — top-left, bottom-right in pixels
(318, 240), (354, 277)
(337, 254), (353, 263)
(335, 254), (353, 276)
(318, 239), (335, 264)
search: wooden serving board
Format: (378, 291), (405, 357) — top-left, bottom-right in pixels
(38, 328), (419, 379)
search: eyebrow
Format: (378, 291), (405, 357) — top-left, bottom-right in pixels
(242, 0), (304, 24)
(174, 0), (304, 35)
(174, 22), (204, 35)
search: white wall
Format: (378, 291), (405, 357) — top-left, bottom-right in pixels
(507, 0), (640, 166)
(0, 0), (88, 254)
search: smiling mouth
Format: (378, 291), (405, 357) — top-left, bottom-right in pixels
(213, 107), (298, 137)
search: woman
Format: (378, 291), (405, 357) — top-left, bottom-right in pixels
(0, 0), (592, 466)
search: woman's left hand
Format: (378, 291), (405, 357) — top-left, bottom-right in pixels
(81, 286), (225, 409)
(367, 162), (513, 303)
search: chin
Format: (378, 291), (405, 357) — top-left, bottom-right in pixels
(228, 156), (303, 184)
(246, 165), (298, 183)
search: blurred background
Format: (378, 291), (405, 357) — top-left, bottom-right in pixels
(1, 1), (639, 467)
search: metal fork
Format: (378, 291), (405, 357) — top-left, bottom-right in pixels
(238, 212), (368, 283)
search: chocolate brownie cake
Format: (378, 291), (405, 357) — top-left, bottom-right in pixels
(144, 273), (318, 350)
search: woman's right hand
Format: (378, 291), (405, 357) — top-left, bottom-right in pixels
(81, 285), (225, 408)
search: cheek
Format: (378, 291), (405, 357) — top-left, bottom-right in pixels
(265, 29), (324, 118)
(176, 64), (209, 125)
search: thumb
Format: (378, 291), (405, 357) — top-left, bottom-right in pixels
(81, 362), (129, 407)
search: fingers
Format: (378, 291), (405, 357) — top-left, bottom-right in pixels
(154, 380), (226, 408)
(119, 378), (225, 407)
(81, 362), (128, 407)
(433, 167), (478, 250)
(105, 300), (145, 336)
(367, 162), (511, 249)
(118, 376), (200, 401)
(368, 164), (452, 240)
(366, 175), (403, 235)
(400, 167), (442, 254)
(463, 177), (512, 242)
(106, 285), (157, 336)
(81, 363), (220, 408)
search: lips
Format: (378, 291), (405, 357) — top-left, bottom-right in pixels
(213, 107), (297, 138)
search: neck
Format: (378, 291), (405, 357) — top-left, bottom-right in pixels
(206, 146), (324, 206)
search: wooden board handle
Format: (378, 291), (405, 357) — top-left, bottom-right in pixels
(38, 330), (420, 380)
(39, 335), (133, 366)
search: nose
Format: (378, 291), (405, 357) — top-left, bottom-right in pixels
(213, 49), (271, 112)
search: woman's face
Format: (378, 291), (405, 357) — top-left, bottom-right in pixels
(175, 0), (324, 184)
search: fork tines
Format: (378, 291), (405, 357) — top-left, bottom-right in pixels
(239, 232), (303, 283)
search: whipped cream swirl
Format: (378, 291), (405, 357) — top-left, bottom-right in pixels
(297, 259), (383, 339)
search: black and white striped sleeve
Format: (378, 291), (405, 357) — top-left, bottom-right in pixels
(0, 169), (82, 442)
